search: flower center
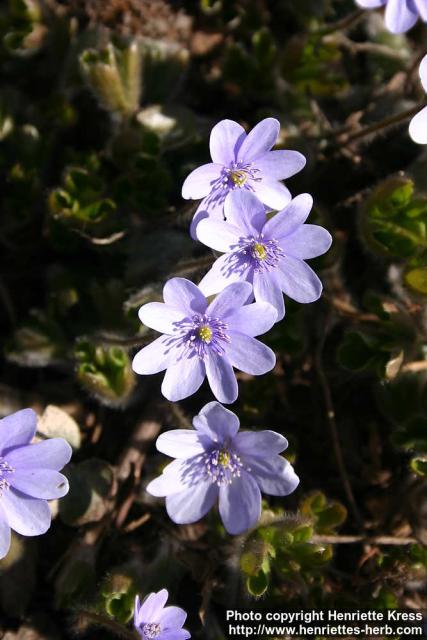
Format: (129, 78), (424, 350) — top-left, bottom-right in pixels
(239, 234), (284, 273)
(198, 325), (213, 343)
(142, 622), (161, 639)
(204, 448), (243, 486)
(185, 314), (230, 360)
(0, 457), (14, 496)
(229, 169), (248, 187)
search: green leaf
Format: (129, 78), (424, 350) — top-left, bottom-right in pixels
(247, 570), (269, 597)
(410, 456), (427, 477)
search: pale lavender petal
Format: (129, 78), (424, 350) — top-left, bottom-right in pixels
(0, 409), (37, 453)
(238, 118), (280, 162)
(414, 0), (427, 20)
(161, 630), (191, 640)
(193, 401), (240, 442)
(227, 332), (276, 375)
(209, 119), (246, 165)
(156, 430), (204, 459)
(281, 225), (332, 259)
(181, 163), (222, 199)
(0, 508), (11, 559)
(166, 481), (218, 524)
(409, 105), (427, 144)
(191, 190), (228, 240)
(6, 438), (72, 471)
(385, 0), (418, 32)
(218, 471), (261, 534)
(223, 189), (265, 235)
(205, 354), (238, 404)
(198, 254), (251, 297)
(132, 336), (181, 375)
(196, 219), (242, 252)
(251, 179), (291, 211)
(10, 469), (69, 499)
(158, 606), (187, 629)
(146, 459), (193, 497)
(355, 0), (385, 7)
(234, 430), (288, 457)
(253, 271), (285, 321)
(163, 278), (207, 315)
(276, 256), (323, 303)
(207, 281), (253, 318)
(226, 302), (277, 337)
(419, 54), (427, 92)
(161, 358), (205, 402)
(139, 590), (169, 622)
(263, 193), (313, 240)
(138, 303), (187, 335)
(245, 456), (299, 496)
(255, 150), (306, 181)
(2, 489), (51, 536)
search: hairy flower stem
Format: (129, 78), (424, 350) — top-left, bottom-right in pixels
(75, 609), (138, 640)
(337, 104), (425, 145)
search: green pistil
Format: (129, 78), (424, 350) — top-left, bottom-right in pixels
(198, 325), (213, 343)
(253, 242), (267, 260)
(218, 450), (231, 467)
(229, 170), (248, 187)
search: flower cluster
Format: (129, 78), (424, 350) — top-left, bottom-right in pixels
(355, 0), (427, 34)
(0, 408), (71, 559)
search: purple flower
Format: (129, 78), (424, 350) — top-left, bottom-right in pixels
(0, 408), (72, 559)
(355, 0), (427, 33)
(146, 402), (299, 535)
(132, 279), (276, 404)
(409, 55), (427, 144)
(197, 190), (332, 321)
(181, 118), (306, 239)
(134, 589), (190, 640)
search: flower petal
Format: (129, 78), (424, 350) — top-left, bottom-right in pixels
(0, 409), (37, 454)
(161, 629), (191, 640)
(234, 430), (288, 457)
(181, 163), (223, 199)
(207, 281), (253, 318)
(251, 179), (292, 211)
(139, 590), (169, 623)
(419, 54), (427, 92)
(255, 150), (306, 181)
(191, 190), (228, 240)
(276, 256), (323, 303)
(355, 0), (385, 7)
(414, 0), (427, 20)
(10, 469), (69, 499)
(227, 332), (276, 375)
(218, 471), (261, 534)
(163, 278), (207, 315)
(226, 302), (277, 336)
(238, 118), (280, 162)
(196, 219), (242, 252)
(161, 358), (205, 402)
(209, 119), (246, 165)
(205, 354), (238, 404)
(223, 189), (266, 235)
(2, 488), (51, 536)
(156, 430), (204, 459)
(409, 105), (427, 144)
(138, 303), (187, 335)
(166, 481), (218, 524)
(385, 0), (418, 33)
(281, 225), (332, 260)
(0, 508), (11, 560)
(253, 271), (285, 321)
(246, 456), (299, 496)
(6, 438), (72, 471)
(193, 401), (240, 442)
(263, 193), (313, 240)
(198, 253), (251, 297)
(146, 459), (195, 497)
(132, 335), (181, 375)
(158, 605), (187, 630)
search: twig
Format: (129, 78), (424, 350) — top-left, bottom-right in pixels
(318, 9), (365, 35)
(337, 104), (424, 144)
(75, 609), (137, 640)
(312, 534), (417, 545)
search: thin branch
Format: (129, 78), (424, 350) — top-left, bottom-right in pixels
(318, 9), (365, 35)
(75, 609), (137, 640)
(312, 534), (417, 545)
(336, 104), (424, 144)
